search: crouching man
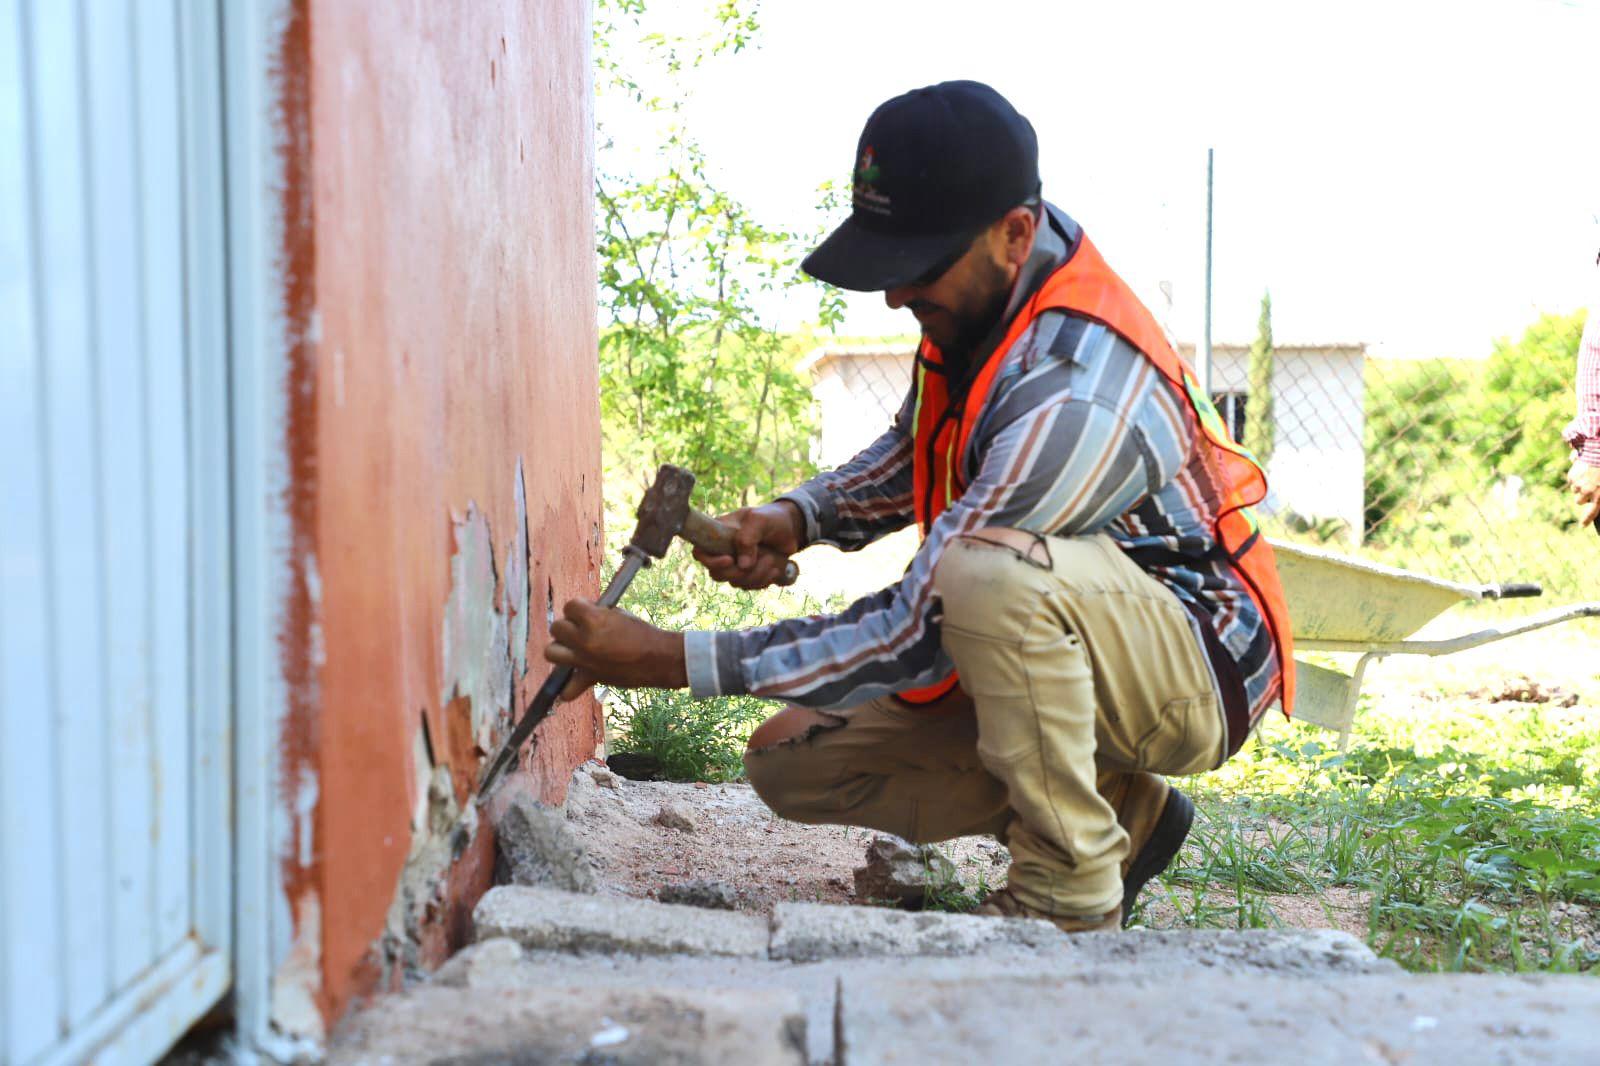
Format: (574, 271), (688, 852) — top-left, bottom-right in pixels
(548, 81), (1296, 932)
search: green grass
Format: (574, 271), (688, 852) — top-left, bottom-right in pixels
(1134, 696), (1600, 974)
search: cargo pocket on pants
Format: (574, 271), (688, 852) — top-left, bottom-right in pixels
(1136, 696), (1213, 775)
(973, 695), (1043, 770)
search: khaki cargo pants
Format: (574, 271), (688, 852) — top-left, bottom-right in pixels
(743, 531), (1228, 917)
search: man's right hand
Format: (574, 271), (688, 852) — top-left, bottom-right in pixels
(694, 501), (805, 589)
(1569, 459), (1600, 527)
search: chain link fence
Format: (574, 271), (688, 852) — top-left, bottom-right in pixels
(790, 337), (1598, 605)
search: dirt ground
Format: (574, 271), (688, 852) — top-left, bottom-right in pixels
(570, 622), (1596, 928)
(567, 765), (1386, 937)
(571, 765), (1395, 940)
(565, 766), (1008, 914)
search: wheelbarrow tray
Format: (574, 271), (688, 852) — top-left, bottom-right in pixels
(1267, 540), (1598, 749)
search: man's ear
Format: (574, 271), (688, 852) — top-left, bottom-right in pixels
(998, 205), (1038, 270)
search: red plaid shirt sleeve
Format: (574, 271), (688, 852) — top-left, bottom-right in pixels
(1566, 297), (1600, 467)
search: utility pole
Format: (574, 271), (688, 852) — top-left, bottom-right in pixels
(1200, 148), (1214, 395)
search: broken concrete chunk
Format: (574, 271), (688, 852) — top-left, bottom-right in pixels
(769, 901), (1064, 962)
(429, 937), (529, 988)
(563, 766), (596, 821)
(590, 766), (622, 789)
(658, 879), (738, 910)
(494, 793), (597, 893)
(651, 802), (696, 832)
(474, 885), (768, 958)
(1075, 927), (1396, 977)
(383, 776), (481, 981)
(329, 985), (807, 1065)
(853, 833), (957, 905)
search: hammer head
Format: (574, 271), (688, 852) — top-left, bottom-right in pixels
(628, 464), (696, 559)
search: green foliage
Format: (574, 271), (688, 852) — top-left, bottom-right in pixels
(1244, 290), (1275, 463)
(1476, 310), (1587, 491)
(1362, 357), (1479, 537)
(606, 681), (767, 784)
(601, 550), (819, 782)
(595, 0), (839, 517)
(1135, 693), (1600, 974)
(1357, 312), (1595, 598)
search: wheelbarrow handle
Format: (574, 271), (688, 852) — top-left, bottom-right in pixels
(1482, 582), (1543, 600)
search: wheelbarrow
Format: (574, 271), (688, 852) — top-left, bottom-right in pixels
(1272, 541), (1600, 750)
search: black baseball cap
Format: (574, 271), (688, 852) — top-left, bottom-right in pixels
(802, 80), (1040, 292)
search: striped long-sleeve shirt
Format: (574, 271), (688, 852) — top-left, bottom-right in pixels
(684, 205), (1280, 725)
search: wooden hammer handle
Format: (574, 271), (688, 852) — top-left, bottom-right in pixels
(680, 510), (800, 587)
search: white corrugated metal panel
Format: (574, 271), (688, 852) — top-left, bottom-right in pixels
(0, 1), (230, 1063)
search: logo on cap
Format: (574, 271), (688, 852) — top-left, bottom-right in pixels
(853, 146), (891, 216)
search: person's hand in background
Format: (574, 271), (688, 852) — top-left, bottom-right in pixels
(1569, 458), (1600, 526)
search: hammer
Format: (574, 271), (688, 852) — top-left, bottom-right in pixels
(478, 464), (798, 794)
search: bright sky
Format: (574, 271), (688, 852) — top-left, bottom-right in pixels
(604, 0), (1599, 358)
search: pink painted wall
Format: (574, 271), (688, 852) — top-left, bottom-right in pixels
(272, 0), (599, 1029)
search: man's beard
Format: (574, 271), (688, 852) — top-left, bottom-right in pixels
(925, 258), (1013, 380)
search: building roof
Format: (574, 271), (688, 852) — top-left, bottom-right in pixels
(797, 344), (917, 375)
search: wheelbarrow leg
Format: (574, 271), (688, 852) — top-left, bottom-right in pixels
(1336, 652), (1383, 752)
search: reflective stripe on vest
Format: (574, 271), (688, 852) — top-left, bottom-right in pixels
(904, 233), (1297, 715)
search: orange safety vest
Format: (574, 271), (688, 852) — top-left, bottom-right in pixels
(903, 233), (1297, 715)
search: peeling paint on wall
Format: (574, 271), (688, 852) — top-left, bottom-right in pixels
(382, 758), (479, 981)
(270, 0), (600, 1035)
(410, 713), (433, 839)
(271, 0), (326, 1044)
(294, 773), (319, 870)
(439, 502), (513, 754)
(505, 458), (531, 680)
(270, 893), (327, 1045)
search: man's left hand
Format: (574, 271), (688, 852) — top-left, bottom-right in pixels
(544, 599), (688, 700)
(1569, 459), (1600, 526)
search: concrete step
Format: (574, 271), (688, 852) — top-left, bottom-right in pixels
(428, 929), (1398, 1066)
(329, 985), (807, 1065)
(474, 884), (769, 958)
(470, 885), (1391, 972)
(837, 970), (1600, 1064)
(329, 888), (1600, 1064)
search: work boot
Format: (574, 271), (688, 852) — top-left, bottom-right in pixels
(972, 887), (1121, 934)
(1103, 771), (1194, 927)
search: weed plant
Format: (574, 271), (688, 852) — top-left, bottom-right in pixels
(602, 550), (818, 782)
(1139, 696), (1600, 975)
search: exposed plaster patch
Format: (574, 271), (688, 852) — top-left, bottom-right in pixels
(505, 458), (531, 680)
(410, 716), (434, 848)
(440, 502), (513, 754)
(304, 552), (325, 668)
(294, 773), (319, 870)
(304, 550), (322, 606)
(383, 764), (479, 982)
(271, 892), (327, 1045)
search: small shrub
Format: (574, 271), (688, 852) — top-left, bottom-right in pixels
(601, 550), (822, 783)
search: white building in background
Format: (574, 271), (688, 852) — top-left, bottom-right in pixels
(1179, 342), (1368, 539)
(798, 339), (1368, 570)
(798, 346), (918, 469)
